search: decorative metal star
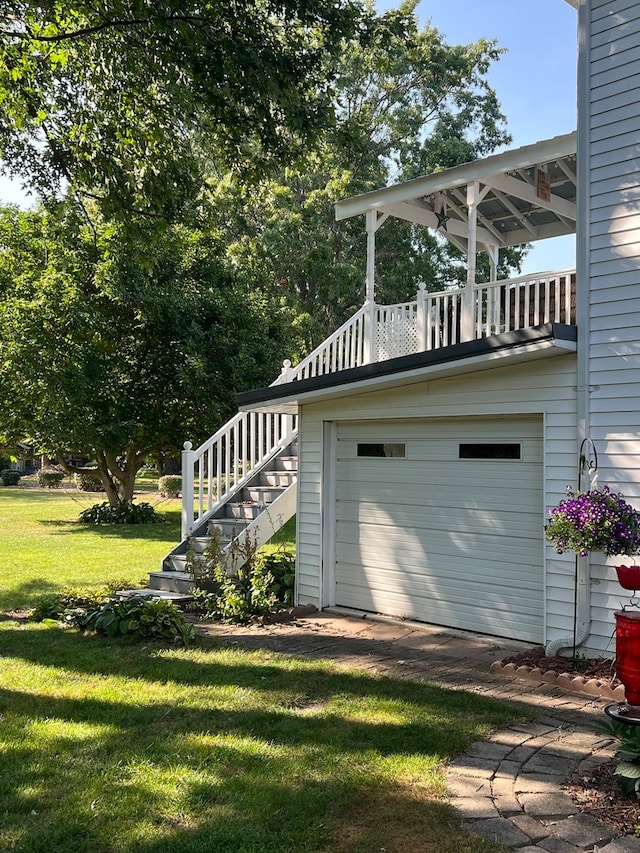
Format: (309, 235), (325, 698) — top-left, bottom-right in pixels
(436, 209), (450, 231)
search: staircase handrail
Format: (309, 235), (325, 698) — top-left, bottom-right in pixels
(277, 303), (369, 382)
(181, 411), (296, 538)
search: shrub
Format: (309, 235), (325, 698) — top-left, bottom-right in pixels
(1, 469), (20, 486)
(189, 533), (296, 623)
(158, 475), (181, 498)
(37, 468), (65, 488)
(79, 500), (160, 525)
(77, 596), (195, 645)
(74, 470), (105, 492)
(32, 586), (195, 646)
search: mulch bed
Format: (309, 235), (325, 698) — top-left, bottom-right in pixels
(564, 759), (640, 837)
(501, 645), (620, 689)
(502, 647), (640, 836)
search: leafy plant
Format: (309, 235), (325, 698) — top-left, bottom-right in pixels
(0, 469), (20, 486)
(598, 719), (640, 799)
(37, 468), (65, 488)
(189, 529), (295, 623)
(31, 579), (143, 622)
(158, 475), (181, 498)
(545, 485), (640, 557)
(79, 500), (159, 525)
(77, 596), (195, 646)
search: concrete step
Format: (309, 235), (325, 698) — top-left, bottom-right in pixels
(260, 470), (295, 488)
(225, 500), (261, 520)
(115, 588), (193, 604)
(148, 570), (195, 594)
(242, 485), (285, 504)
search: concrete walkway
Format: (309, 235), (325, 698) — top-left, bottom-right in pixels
(195, 609), (640, 852)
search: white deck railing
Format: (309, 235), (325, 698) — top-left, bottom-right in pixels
(181, 269), (576, 537)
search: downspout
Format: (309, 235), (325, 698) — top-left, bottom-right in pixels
(545, 442), (598, 657)
(546, 0), (592, 658)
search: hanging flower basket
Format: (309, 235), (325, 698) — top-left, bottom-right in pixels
(545, 485), (640, 557)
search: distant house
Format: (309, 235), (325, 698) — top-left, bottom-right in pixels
(163, 0), (638, 658)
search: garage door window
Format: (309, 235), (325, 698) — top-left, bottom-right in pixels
(357, 443), (406, 458)
(459, 443), (521, 460)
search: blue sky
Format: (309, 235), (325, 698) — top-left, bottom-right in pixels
(0, 0), (577, 274)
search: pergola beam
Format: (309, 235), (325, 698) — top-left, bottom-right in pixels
(483, 172), (577, 221)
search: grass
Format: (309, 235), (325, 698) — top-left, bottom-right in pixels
(0, 482), (181, 610)
(0, 486), (519, 852)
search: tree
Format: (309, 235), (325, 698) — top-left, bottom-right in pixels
(204, 1), (527, 347)
(0, 203), (291, 505)
(0, 0), (370, 221)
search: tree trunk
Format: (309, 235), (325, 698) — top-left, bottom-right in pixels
(56, 446), (149, 507)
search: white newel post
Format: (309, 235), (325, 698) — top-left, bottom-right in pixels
(181, 440), (195, 539)
(279, 359), (295, 383)
(416, 283), (428, 352)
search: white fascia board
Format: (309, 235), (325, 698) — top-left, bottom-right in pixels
(335, 132), (577, 221)
(238, 339), (576, 415)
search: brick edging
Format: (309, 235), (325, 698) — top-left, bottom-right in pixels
(490, 660), (626, 701)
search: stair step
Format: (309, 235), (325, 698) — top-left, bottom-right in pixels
(115, 588), (193, 604)
(226, 501), (261, 520)
(276, 456), (297, 472)
(148, 571), (195, 594)
(207, 519), (249, 538)
(242, 485), (285, 504)
(260, 471), (295, 487)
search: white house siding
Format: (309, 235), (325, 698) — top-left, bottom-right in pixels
(580, 0), (640, 654)
(295, 355), (578, 648)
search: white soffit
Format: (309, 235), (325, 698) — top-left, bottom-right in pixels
(335, 132), (577, 251)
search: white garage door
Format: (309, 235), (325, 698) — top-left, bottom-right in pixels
(334, 417), (544, 643)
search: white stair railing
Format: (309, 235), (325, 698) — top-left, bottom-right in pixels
(288, 304), (369, 379)
(181, 411), (296, 538)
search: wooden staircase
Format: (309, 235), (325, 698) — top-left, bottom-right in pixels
(118, 441), (297, 602)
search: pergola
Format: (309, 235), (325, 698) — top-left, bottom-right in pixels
(334, 131), (577, 308)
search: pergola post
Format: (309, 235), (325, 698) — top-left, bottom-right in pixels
(462, 182), (479, 340)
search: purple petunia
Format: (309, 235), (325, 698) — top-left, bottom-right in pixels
(545, 485), (640, 557)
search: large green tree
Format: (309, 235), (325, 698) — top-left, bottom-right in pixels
(0, 203), (291, 504)
(205, 1), (527, 347)
(0, 0), (369, 221)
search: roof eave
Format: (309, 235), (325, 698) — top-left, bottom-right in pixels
(237, 325), (577, 415)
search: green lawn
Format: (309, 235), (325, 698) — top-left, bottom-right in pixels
(0, 483), (182, 610)
(0, 485), (518, 853)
